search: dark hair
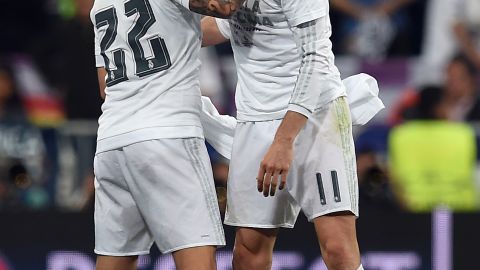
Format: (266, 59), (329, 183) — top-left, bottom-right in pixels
(416, 85), (444, 120)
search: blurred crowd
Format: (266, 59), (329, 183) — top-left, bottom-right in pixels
(0, 0), (479, 213)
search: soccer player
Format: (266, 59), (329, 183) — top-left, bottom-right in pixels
(90, 0), (244, 270)
(202, 0), (363, 269)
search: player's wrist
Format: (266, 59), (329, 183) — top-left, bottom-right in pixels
(273, 134), (295, 145)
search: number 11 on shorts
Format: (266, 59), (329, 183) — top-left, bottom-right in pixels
(316, 171), (342, 205)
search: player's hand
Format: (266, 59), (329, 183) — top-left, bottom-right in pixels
(257, 138), (293, 197)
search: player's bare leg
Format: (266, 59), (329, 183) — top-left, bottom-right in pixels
(313, 212), (361, 270)
(172, 246), (217, 270)
(96, 255), (138, 270)
(232, 228), (279, 270)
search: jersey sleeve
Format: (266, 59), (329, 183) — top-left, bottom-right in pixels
(93, 32), (105, 68)
(91, 12), (105, 68)
(215, 18), (232, 40)
(281, 0), (328, 27)
(452, 0), (467, 23)
(287, 15), (344, 117)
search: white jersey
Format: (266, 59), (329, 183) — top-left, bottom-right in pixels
(91, 0), (203, 153)
(216, 0), (345, 121)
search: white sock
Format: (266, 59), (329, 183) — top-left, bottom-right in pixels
(357, 265), (364, 270)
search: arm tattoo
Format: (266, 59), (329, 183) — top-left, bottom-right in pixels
(189, 0), (244, 18)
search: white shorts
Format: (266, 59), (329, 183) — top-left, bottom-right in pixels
(225, 97), (359, 228)
(94, 138), (225, 255)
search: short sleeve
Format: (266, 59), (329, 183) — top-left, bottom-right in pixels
(91, 11), (105, 68)
(93, 29), (105, 67)
(281, 0), (328, 27)
(215, 18), (232, 40)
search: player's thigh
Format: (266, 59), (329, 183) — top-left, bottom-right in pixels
(122, 138), (225, 254)
(172, 246), (217, 270)
(94, 151), (152, 256)
(226, 121), (301, 228)
(290, 96), (359, 221)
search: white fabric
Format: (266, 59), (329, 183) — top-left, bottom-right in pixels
(200, 96), (237, 159)
(281, 0), (327, 27)
(215, 0), (344, 122)
(94, 138), (225, 255)
(174, 0), (190, 9)
(91, 0), (203, 154)
(216, 17), (231, 39)
(201, 74), (383, 159)
(287, 16), (347, 117)
(357, 265), (364, 270)
(225, 97), (359, 228)
(343, 73), (384, 126)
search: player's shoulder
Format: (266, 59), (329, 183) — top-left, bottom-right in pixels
(89, 0), (115, 20)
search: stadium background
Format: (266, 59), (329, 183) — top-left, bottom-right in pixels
(0, 0), (479, 269)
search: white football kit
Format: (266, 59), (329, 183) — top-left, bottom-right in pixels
(91, 0), (224, 255)
(216, 0), (359, 227)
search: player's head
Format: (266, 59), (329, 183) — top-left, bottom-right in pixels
(416, 85), (446, 120)
(445, 53), (477, 99)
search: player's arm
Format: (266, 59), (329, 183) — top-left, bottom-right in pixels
(187, 0), (245, 18)
(258, 13), (338, 196)
(257, 111), (306, 197)
(201, 17), (229, 47)
(97, 67), (107, 100)
(287, 18), (338, 119)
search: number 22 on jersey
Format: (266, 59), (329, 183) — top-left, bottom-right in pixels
(94, 0), (171, 86)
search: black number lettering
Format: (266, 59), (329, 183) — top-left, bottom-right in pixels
(94, 0), (171, 86)
(95, 7), (128, 86)
(316, 170), (342, 205)
(125, 0), (171, 77)
(331, 171), (341, 203)
(316, 173), (327, 205)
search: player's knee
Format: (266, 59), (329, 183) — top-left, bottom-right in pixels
(233, 243), (272, 270)
(321, 239), (359, 269)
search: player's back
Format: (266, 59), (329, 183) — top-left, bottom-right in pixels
(91, 0), (203, 153)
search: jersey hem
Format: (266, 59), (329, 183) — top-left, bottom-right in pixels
(236, 110), (287, 122)
(95, 55), (105, 68)
(288, 103), (312, 118)
(215, 18), (231, 39)
(96, 125), (204, 154)
(236, 89), (344, 122)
